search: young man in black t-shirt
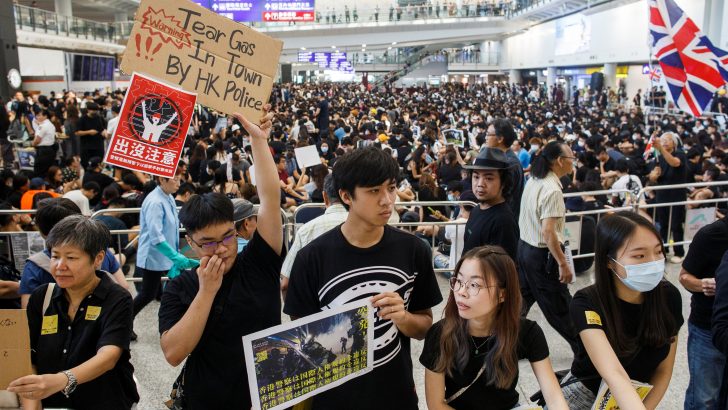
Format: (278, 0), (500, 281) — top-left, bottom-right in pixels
(679, 217), (728, 408)
(285, 147), (442, 410)
(461, 147), (518, 260)
(157, 108), (283, 409)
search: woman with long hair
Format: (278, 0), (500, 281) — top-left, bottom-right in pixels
(561, 211), (683, 409)
(188, 142), (207, 183)
(420, 246), (567, 409)
(212, 167), (239, 199)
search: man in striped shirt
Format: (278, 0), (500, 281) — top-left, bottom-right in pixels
(518, 140), (578, 354)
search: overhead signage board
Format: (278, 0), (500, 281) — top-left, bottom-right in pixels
(195, 0), (315, 22)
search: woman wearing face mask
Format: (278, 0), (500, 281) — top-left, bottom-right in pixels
(420, 246), (568, 410)
(561, 211), (683, 409)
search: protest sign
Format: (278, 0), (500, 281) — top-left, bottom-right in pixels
(10, 232), (45, 273)
(443, 129), (465, 147)
(120, 0), (283, 122)
(0, 309), (32, 389)
(564, 220), (581, 252)
(243, 300), (374, 410)
(685, 207), (716, 240)
(294, 145), (321, 169)
(104, 73), (196, 178)
(17, 149), (35, 171)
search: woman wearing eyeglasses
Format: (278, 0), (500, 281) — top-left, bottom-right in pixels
(132, 169), (199, 328)
(419, 246), (568, 410)
(560, 212), (683, 409)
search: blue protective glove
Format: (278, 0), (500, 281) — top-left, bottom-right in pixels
(156, 242), (200, 279)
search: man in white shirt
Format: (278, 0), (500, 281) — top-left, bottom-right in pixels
(610, 158), (643, 206)
(62, 181), (100, 216)
(31, 108), (57, 177)
(280, 174), (346, 298)
(104, 105), (121, 154)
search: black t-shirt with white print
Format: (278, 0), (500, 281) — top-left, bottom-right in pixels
(569, 282), (683, 394)
(419, 318), (549, 410)
(284, 225), (443, 410)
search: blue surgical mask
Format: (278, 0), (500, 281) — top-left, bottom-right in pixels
(447, 193), (455, 201)
(322, 147), (329, 153)
(425, 154), (434, 164)
(611, 258), (665, 292)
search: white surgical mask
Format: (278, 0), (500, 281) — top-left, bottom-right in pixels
(611, 258), (665, 292)
(577, 140), (585, 147)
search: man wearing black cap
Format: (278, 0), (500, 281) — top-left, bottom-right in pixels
(76, 102), (106, 166)
(461, 147), (518, 261)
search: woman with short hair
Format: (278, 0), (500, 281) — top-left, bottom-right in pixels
(8, 215), (139, 409)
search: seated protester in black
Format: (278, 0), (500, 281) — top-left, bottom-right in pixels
(562, 211), (683, 409)
(8, 215), (138, 409)
(157, 107), (283, 409)
(420, 246), (568, 410)
(285, 147), (442, 410)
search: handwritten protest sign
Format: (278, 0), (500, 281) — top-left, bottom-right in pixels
(104, 73), (196, 177)
(294, 145), (322, 169)
(243, 300), (374, 410)
(0, 309), (32, 389)
(120, 0), (283, 122)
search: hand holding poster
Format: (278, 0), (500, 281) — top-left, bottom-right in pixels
(120, 0), (283, 122)
(104, 73), (196, 177)
(243, 300), (374, 410)
(443, 129), (465, 147)
(294, 145), (322, 169)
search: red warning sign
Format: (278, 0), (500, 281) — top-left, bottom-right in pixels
(104, 72), (197, 178)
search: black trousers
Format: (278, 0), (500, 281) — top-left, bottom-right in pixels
(132, 266), (166, 318)
(34, 145), (56, 178)
(655, 201), (686, 257)
(517, 240), (578, 354)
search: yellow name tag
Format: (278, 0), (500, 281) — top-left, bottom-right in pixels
(41, 315), (58, 335)
(85, 306), (102, 321)
(585, 311), (602, 326)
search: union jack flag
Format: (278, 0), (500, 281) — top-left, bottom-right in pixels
(648, 0), (728, 116)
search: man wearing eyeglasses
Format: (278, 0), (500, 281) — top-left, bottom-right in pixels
(157, 107), (284, 409)
(132, 169), (198, 325)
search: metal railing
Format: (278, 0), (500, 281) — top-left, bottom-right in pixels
(14, 4), (132, 42)
(2, 182), (727, 279)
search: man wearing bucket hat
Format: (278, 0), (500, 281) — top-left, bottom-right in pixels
(460, 147), (518, 261)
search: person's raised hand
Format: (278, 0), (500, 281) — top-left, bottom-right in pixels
(197, 255), (225, 296)
(233, 104), (275, 141)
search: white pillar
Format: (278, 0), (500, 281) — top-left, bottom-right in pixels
(509, 69), (521, 84)
(54, 0), (72, 17)
(704, 0), (724, 47)
(546, 67), (556, 88)
(603, 62), (617, 90)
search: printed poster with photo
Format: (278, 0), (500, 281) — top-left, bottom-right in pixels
(243, 300), (375, 410)
(443, 128), (465, 147)
(104, 72), (197, 178)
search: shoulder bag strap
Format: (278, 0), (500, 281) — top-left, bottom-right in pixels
(42, 283), (56, 315)
(445, 360), (487, 404)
